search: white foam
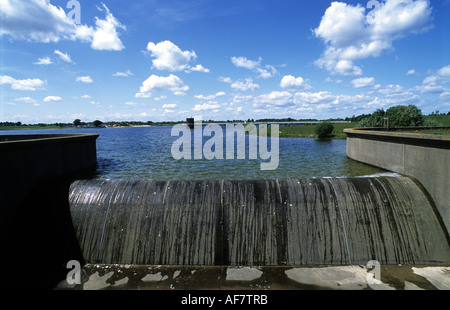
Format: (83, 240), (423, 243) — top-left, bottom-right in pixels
(357, 172), (402, 178)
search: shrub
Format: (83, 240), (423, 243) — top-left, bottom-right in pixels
(315, 122), (334, 138)
(385, 105), (424, 127)
(359, 105), (424, 128)
(358, 109), (385, 128)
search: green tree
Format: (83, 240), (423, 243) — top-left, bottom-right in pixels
(359, 109), (385, 128)
(93, 120), (103, 127)
(359, 105), (424, 128)
(315, 121), (334, 139)
(73, 119), (82, 126)
(385, 105), (424, 127)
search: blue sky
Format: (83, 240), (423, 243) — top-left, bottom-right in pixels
(1, 0), (449, 123)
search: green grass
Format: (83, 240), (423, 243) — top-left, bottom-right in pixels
(259, 123), (359, 139)
(424, 114), (450, 126)
(259, 120), (450, 139)
(0, 125), (63, 131)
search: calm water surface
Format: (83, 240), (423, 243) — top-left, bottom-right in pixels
(4, 126), (386, 179)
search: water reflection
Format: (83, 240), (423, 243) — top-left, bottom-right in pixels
(95, 157), (127, 178)
(2, 126), (386, 180)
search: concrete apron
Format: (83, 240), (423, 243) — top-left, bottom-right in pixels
(55, 264), (450, 290)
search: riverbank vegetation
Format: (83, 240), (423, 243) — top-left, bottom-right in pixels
(354, 105), (450, 135)
(263, 110), (450, 139)
(1, 105), (449, 139)
(267, 122), (358, 139)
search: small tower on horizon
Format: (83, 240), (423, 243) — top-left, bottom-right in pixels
(186, 117), (194, 129)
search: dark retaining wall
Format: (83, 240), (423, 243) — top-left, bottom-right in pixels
(0, 134), (98, 289)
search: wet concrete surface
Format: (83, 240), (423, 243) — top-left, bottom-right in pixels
(55, 264), (450, 290)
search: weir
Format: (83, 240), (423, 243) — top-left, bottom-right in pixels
(69, 177), (450, 267)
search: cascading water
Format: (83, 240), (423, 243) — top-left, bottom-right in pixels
(69, 177), (450, 266)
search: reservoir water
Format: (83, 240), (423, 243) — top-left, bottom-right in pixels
(4, 126), (386, 179)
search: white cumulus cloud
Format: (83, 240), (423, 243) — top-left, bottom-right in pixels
(220, 77), (260, 91)
(33, 56), (53, 65)
(194, 92), (226, 100)
(136, 74), (189, 98)
(440, 92), (450, 100)
(231, 56), (277, 79)
(314, 0), (433, 76)
(14, 97), (37, 103)
(54, 50), (74, 63)
(76, 76), (93, 83)
(0, 1), (125, 51)
(43, 96), (62, 102)
(146, 40), (208, 73)
(162, 103), (177, 109)
(294, 91), (336, 105)
(254, 91), (294, 108)
(188, 64), (210, 73)
(415, 65), (450, 94)
(280, 75), (311, 90)
(0, 75), (45, 91)
(351, 77), (376, 88)
(438, 65), (450, 78)
(231, 56), (261, 70)
(113, 70), (133, 77)
(0, 0), (77, 42)
(192, 102), (221, 111)
(90, 4), (126, 51)
(232, 79), (260, 91)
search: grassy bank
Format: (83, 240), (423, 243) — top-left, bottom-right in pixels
(274, 123), (358, 139)
(0, 125), (64, 131)
(424, 114), (450, 126)
(275, 114), (450, 139)
(261, 120), (450, 139)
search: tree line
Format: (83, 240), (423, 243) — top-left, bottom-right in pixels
(357, 105), (448, 128)
(1, 105), (448, 128)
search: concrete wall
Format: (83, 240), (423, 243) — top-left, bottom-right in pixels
(344, 129), (450, 234)
(0, 133), (98, 289)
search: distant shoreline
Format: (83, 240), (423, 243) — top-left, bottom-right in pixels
(2, 123), (449, 140)
(0, 122), (357, 140)
(0, 124), (155, 131)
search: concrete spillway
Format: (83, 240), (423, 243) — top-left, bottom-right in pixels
(69, 177), (450, 267)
